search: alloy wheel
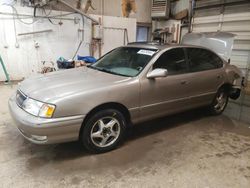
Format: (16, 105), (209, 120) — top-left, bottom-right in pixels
(214, 92), (227, 112)
(90, 117), (121, 148)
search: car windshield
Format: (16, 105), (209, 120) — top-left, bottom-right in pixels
(89, 47), (157, 77)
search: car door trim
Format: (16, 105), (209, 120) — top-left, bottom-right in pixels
(140, 91), (216, 110)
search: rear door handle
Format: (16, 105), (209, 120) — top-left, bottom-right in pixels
(217, 75), (222, 79)
(181, 80), (188, 85)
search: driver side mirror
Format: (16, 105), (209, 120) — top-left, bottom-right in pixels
(147, 68), (168, 79)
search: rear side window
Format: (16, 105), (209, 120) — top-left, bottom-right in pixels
(153, 48), (187, 75)
(186, 48), (223, 72)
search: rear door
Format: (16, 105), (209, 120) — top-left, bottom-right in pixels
(185, 47), (225, 106)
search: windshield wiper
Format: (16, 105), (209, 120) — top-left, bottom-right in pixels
(87, 65), (129, 77)
(97, 68), (117, 74)
(86, 64), (98, 70)
(87, 65), (109, 72)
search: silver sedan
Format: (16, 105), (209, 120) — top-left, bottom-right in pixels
(9, 41), (242, 153)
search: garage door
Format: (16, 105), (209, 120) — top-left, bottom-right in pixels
(191, 0), (250, 123)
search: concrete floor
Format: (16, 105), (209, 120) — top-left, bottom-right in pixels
(1, 84), (250, 188)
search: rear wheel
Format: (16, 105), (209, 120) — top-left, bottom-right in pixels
(81, 109), (126, 153)
(209, 88), (229, 115)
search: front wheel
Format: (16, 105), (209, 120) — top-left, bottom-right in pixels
(81, 109), (126, 153)
(209, 88), (229, 115)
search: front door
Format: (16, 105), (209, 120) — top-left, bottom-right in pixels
(139, 48), (193, 121)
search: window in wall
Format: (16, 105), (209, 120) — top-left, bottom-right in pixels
(153, 48), (187, 75)
(136, 26), (149, 42)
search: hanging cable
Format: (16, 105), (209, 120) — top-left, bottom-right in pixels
(72, 15), (85, 59)
(3, 4), (38, 25)
(41, 5), (52, 17)
(41, 5), (59, 25)
(12, 9), (19, 48)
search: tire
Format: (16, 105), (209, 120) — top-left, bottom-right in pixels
(209, 87), (229, 115)
(81, 109), (126, 153)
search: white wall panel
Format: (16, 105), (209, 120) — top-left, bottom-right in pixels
(91, 14), (136, 56)
(192, 25), (219, 32)
(0, 5), (136, 81)
(192, 11), (250, 70)
(231, 50), (249, 69)
(0, 5), (90, 81)
(222, 21), (250, 32)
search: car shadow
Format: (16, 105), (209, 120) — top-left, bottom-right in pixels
(23, 107), (242, 171)
(126, 108), (208, 141)
(47, 108), (209, 161)
(19, 108), (250, 172)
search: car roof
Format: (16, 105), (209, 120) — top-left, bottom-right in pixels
(126, 42), (226, 63)
(126, 42), (204, 51)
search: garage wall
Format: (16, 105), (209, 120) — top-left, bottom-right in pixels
(192, 0), (250, 123)
(192, 2), (250, 69)
(91, 14), (136, 56)
(0, 4), (136, 81)
(89, 0), (152, 23)
(51, 0), (152, 23)
(0, 4), (90, 81)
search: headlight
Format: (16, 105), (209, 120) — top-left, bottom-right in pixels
(22, 98), (56, 118)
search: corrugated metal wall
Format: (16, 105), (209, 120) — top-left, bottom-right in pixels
(192, 0), (250, 123)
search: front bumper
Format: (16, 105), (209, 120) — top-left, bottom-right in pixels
(8, 95), (85, 144)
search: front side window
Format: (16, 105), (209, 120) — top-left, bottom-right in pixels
(90, 47), (157, 77)
(153, 48), (187, 75)
(187, 48), (223, 72)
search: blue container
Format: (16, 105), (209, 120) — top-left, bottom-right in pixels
(77, 55), (97, 63)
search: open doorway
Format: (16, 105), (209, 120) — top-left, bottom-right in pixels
(136, 23), (151, 42)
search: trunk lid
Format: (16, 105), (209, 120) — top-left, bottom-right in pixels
(182, 32), (235, 61)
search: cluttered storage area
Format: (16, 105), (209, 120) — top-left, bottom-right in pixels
(0, 0), (250, 187)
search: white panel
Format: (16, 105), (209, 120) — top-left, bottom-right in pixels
(192, 11), (250, 82)
(231, 50), (249, 69)
(0, 5), (90, 81)
(232, 32), (250, 41)
(223, 12), (250, 22)
(90, 14), (137, 56)
(192, 23), (219, 32)
(195, 0), (221, 7)
(195, 7), (221, 17)
(233, 41), (250, 51)
(225, 4), (250, 14)
(221, 21), (250, 32)
(193, 13), (250, 25)
(0, 7), (137, 81)
(193, 15), (221, 24)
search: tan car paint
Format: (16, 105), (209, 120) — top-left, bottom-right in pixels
(9, 43), (242, 144)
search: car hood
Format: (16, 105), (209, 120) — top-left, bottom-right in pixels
(182, 32), (235, 61)
(18, 67), (131, 103)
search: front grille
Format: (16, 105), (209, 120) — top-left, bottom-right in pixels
(16, 90), (27, 107)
